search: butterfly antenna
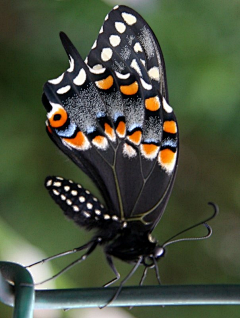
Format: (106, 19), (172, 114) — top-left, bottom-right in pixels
(163, 202), (218, 248)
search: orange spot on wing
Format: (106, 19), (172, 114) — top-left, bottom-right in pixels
(95, 75), (114, 90)
(163, 121), (177, 134)
(116, 121), (126, 137)
(159, 148), (175, 165)
(120, 81), (138, 95)
(145, 96), (160, 111)
(128, 130), (142, 145)
(104, 123), (115, 140)
(49, 108), (68, 128)
(92, 135), (108, 149)
(63, 131), (89, 149)
(93, 135), (104, 143)
(141, 144), (159, 156)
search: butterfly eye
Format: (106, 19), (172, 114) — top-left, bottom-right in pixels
(154, 246), (165, 259)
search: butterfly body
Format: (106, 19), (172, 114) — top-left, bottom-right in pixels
(43, 5), (178, 289)
(45, 176), (163, 266)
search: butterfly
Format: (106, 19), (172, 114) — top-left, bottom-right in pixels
(40, 5), (215, 306)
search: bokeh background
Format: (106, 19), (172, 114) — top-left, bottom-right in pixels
(1, 0), (240, 317)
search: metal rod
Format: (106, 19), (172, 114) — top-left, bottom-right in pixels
(1, 261), (240, 312)
(0, 262), (34, 318)
(34, 285), (240, 308)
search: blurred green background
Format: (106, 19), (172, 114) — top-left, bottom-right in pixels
(1, 0), (240, 317)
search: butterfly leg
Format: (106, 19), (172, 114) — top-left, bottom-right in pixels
(103, 255), (120, 287)
(101, 256), (143, 308)
(153, 258), (161, 284)
(27, 239), (99, 285)
(26, 240), (97, 268)
(139, 266), (148, 286)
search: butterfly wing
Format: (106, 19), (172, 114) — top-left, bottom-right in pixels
(42, 5), (178, 232)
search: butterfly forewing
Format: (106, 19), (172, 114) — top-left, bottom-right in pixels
(43, 5), (178, 232)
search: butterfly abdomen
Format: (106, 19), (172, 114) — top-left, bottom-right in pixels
(45, 176), (121, 232)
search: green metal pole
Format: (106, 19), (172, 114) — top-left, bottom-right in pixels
(0, 262), (34, 318)
(1, 261), (240, 312)
(34, 284), (240, 308)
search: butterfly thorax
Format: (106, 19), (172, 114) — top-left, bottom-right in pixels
(104, 230), (164, 264)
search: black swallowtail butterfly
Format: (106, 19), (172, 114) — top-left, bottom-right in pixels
(40, 5), (216, 305)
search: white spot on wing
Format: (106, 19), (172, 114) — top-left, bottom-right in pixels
(113, 5), (119, 10)
(115, 71), (130, 79)
(148, 66), (160, 81)
(67, 56), (74, 72)
(91, 40), (97, 49)
(115, 22), (126, 33)
(101, 48), (113, 62)
(47, 102), (63, 119)
(48, 73), (64, 84)
(140, 78), (152, 90)
(162, 97), (173, 113)
(121, 12), (137, 25)
(88, 64), (106, 74)
(123, 143), (137, 158)
(134, 42), (143, 53)
(56, 85), (71, 95)
(99, 26), (103, 34)
(73, 68), (86, 86)
(109, 35), (121, 47)
(130, 59), (142, 76)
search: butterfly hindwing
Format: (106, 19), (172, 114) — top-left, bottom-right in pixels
(43, 5), (178, 232)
